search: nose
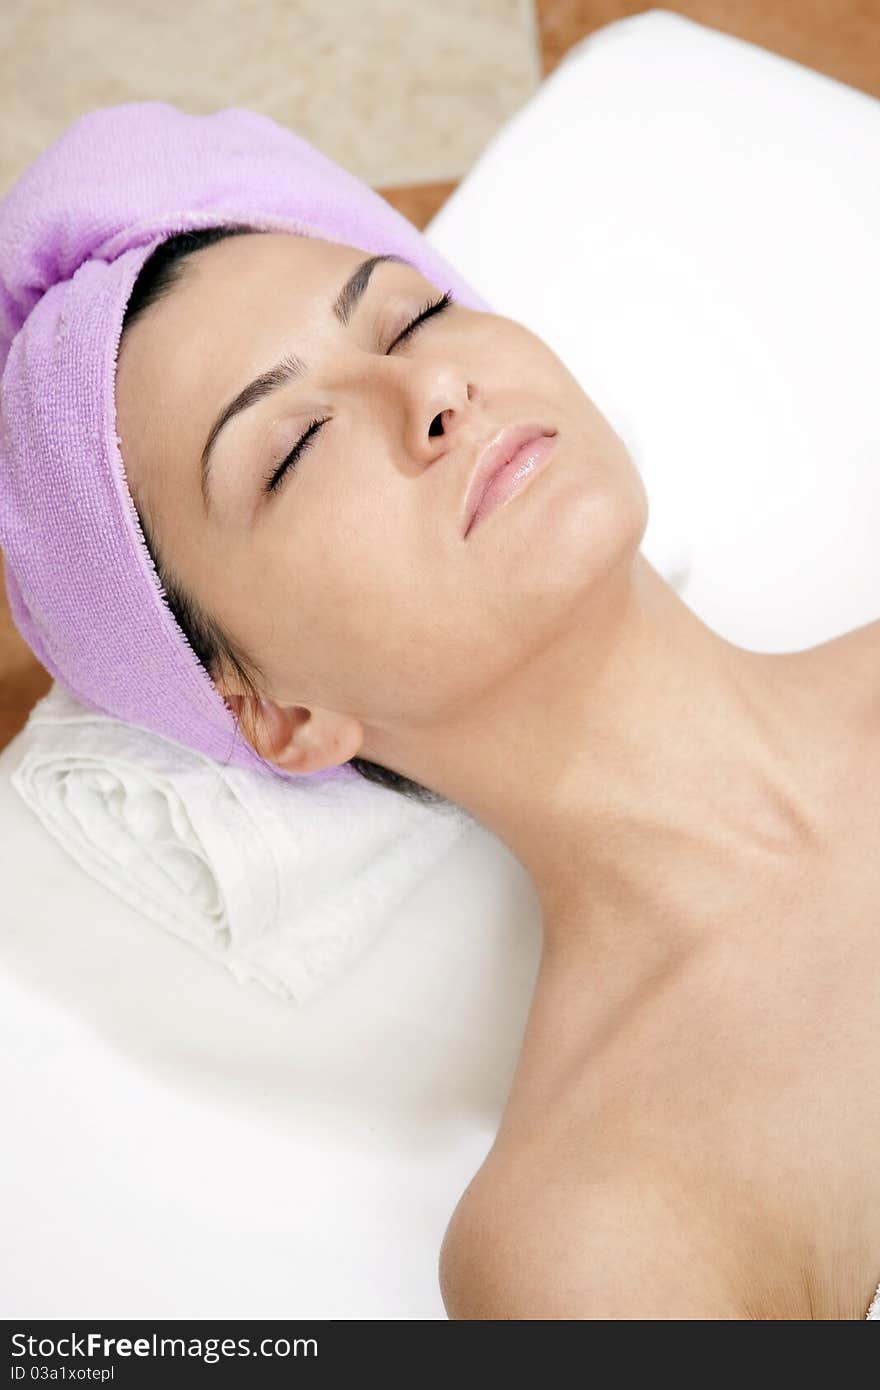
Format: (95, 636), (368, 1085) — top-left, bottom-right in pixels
(373, 354), (474, 463)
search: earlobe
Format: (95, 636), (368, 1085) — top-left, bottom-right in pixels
(220, 686), (364, 773)
(257, 700), (366, 775)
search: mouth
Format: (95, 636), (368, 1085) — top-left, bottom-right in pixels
(462, 422), (557, 539)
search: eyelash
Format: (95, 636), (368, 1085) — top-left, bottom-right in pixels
(261, 289), (456, 495)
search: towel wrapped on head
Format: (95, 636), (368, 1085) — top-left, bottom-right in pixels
(0, 101), (493, 780)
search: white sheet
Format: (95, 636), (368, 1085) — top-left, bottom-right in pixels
(2, 8), (878, 1318)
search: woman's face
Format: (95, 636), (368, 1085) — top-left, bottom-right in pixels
(115, 231), (648, 769)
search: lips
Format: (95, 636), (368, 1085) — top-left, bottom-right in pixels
(462, 422), (556, 538)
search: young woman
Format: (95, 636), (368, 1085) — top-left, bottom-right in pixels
(115, 224), (880, 1321)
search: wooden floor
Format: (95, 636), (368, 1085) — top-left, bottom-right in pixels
(2, 0), (878, 753)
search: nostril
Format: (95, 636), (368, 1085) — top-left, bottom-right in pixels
(429, 413), (444, 437)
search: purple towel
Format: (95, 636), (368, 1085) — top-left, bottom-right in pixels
(0, 102), (491, 780)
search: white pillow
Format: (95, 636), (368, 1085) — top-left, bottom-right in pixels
(425, 8), (880, 653)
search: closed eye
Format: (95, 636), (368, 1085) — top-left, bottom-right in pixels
(261, 289), (456, 496)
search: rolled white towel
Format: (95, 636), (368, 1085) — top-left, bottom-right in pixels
(10, 681), (472, 1006)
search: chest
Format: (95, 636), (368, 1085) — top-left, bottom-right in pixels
(495, 668), (880, 1315)
(630, 890), (880, 1313)
(543, 853), (880, 1316)
(496, 790), (880, 1316)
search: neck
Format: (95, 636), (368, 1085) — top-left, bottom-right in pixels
(397, 551), (827, 969)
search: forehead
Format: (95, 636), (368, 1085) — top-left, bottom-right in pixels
(170, 229), (357, 308)
(127, 230), (360, 364)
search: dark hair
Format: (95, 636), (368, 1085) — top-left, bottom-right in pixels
(119, 223), (444, 805)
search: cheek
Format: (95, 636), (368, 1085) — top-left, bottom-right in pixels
(290, 546), (482, 721)
(271, 542), (420, 695)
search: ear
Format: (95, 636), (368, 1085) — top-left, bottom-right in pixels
(222, 691), (366, 774)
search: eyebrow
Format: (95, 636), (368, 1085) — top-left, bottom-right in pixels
(199, 252), (414, 511)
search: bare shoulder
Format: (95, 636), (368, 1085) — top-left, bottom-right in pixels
(808, 617), (880, 703)
(831, 616), (880, 666)
(438, 1156), (746, 1320)
(773, 617), (880, 756)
